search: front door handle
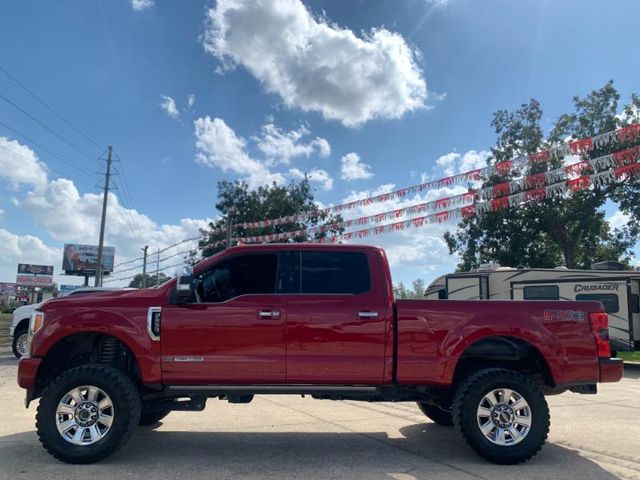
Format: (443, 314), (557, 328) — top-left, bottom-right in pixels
(258, 310), (281, 319)
(358, 311), (379, 319)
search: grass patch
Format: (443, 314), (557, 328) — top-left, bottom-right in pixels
(0, 313), (12, 347)
(618, 350), (640, 362)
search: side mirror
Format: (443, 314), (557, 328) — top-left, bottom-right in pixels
(176, 265), (194, 305)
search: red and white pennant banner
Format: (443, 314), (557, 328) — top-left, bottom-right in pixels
(236, 124), (640, 230)
(236, 146), (640, 244)
(318, 161), (640, 244)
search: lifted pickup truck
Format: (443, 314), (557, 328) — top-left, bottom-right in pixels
(18, 244), (622, 465)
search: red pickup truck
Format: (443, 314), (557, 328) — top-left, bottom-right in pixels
(18, 244), (622, 465)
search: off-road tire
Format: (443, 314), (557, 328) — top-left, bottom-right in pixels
(452, 368), (550, 465)
(416, 402), (453, 426)
(12, 326), (28, 359)
(138, 410), (171, 426)
(36, 365), (141, 464)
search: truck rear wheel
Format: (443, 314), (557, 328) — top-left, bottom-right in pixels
(452, 368), (549, 464)
(36, 365), (141, 464)
(416, 402), (453, 426)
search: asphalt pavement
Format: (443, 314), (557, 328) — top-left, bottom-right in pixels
(1, 353), (639, 480)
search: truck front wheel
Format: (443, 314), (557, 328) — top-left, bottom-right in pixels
(35, 365), (141, 464)
(452, 368), (550, 464)
(416, 402), (453, 426)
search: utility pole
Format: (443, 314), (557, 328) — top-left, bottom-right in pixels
(141, 245), (149, 288)
(95, 146), (112, 287)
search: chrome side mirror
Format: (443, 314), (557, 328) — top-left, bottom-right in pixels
(176, 265), (194, 305)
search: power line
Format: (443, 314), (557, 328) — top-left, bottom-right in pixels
(0, 120), (97, 178)
(0, 62), (104, 150)
(0, 92), (100, 162)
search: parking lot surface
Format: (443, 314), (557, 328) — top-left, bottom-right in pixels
(1, 353), (639, 480)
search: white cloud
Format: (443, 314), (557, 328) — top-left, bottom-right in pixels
(131, 0), (154, 11)
(289, 167), (333, 191)
(160, 95), (180, 119)
(187, 94), (196, 109)
(194, 116), (285, 188)
(0, 227), (60, 284)
(340, 152), (373, 180)
(254, 123), (330, 165)
(204, 0), (427, 126)
(435, 152), (459, 176)
(435, 150), (490, 177)
(608, 210), (630, 230)
(0, 208), (5, 221)
(0, 136), (48, 188)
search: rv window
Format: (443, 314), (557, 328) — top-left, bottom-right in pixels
(575, 294), (620, 314)
(523, 285), (559, 300)
(630, 294), (639, 314)
(438, 289), (447, 300)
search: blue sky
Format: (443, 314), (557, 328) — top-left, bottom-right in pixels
(0, 0), (638, 288)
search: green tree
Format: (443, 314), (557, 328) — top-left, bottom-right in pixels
(409, 279), (426, 298)
(445, 81), (639, 271)
(394, 282), (408, 299)
(200, 177), (343, 258)
(128, 273), (169, 288)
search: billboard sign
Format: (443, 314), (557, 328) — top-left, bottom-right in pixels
(0, 282), (16, 295)
(16, 264), (54, 287)
(63, 244), (115, 276)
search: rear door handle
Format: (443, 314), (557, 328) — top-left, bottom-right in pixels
(258, 310), (281, 319)
(358, 311), (379, 319)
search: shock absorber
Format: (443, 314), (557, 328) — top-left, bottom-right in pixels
(99, 337), (119, 365)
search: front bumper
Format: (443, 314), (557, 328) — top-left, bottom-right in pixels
(599, 357), (623, 383)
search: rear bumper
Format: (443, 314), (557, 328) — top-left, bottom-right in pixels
(17, 357), (41, 391)
(599, 357), (623, 383)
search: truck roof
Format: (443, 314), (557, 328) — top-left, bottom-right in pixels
(227, 243), (385, 253)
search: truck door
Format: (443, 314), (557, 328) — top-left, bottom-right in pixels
(160, 252), (287, 384)
(284, 250), (390, 384)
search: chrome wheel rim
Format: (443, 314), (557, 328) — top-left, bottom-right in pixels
(56, 386), (114, 445)
(476, 388), (532, 446)
(15, 333), (28, 357)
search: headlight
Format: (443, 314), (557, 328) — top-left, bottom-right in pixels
(30, 311), (45, 335)
(26, 311), (45, 356)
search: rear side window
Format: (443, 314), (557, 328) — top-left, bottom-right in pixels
(576, 293), (620, 314)
(523, 285), (559, 300)
(301, 252), (370, 294)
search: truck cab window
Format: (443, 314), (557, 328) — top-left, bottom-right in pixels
(195, 253), (278, 302)
(301, 251), (370, 294)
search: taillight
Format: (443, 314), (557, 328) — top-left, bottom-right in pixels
(590, 312), (610, 358)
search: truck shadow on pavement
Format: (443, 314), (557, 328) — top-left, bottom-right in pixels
(0, 423), (623, 480)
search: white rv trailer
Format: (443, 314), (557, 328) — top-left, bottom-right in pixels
(425, 266), (640, 352)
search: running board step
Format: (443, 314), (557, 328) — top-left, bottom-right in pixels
(165, 385), (379, 396)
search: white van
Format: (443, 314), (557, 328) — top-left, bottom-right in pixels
(426, 265), (640, 352)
